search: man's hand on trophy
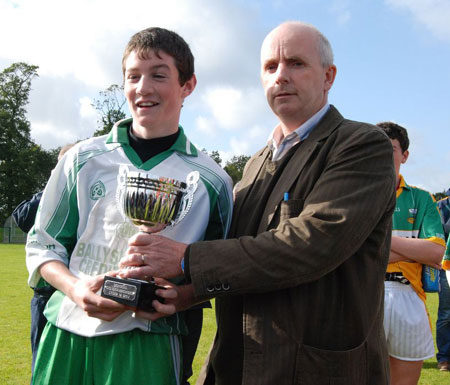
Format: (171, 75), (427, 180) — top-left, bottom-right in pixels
(68, 274), (130, 321)
(133, 279), (196, 321)
(120, 231), (187, 279)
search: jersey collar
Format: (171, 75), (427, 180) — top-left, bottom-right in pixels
(106, 118), (198, 157)
(396, 174), (411, 198)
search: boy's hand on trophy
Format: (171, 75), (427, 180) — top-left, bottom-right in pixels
(69, 274), (129, 321)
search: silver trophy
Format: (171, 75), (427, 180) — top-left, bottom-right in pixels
(101, 169), (198, 311)
(119, 170), (197, 228)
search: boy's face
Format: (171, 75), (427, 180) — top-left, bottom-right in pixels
(124, 49), (196, 138)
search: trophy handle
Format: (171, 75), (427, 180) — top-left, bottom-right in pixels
(116, 165), (130, 220)
(173, 171), (199, 225)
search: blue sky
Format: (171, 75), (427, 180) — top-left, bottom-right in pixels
(1, 0), (449, 193)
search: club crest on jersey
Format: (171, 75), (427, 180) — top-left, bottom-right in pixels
(90, 181), (106, 200)
(115, 222), (137, 238)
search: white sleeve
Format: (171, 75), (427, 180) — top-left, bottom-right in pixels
(26, 150), (79, 287)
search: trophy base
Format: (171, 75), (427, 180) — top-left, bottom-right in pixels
(101, 276), (165, 312)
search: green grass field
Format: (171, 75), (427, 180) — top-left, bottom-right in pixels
(0, 243), (448, 384)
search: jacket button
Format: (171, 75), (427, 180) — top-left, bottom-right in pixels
(215, 283), (222, 291)
(222, 283), (230, 291)
(206, 285), (215, 292)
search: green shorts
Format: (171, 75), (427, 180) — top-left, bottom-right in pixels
(32, 323), (182, 385)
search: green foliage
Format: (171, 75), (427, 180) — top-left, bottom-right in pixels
(202, 150), (249, 185)
(434, 190), (449, 201)
(224, 155), (250, 185)
(0, 62), (59, 224)
(92, 84), (127, 136)
(201, 149), (222, 167)
(0, 244), (449, 384)
(208, 150), (222, 166)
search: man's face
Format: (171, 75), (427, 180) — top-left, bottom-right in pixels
(390, 138), (409, 183)
(124, 49), (196, 138)
(260, 24), (336, 131)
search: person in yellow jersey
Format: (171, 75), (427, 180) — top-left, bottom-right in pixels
(377, 121), (446, 385)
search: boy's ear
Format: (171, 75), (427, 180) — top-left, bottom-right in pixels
(181, 74), (197, 98)
(401, 150), (409, 164)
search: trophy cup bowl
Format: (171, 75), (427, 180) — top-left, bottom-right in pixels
(101, 171), (195, 312)
(123, 173), (187, 227)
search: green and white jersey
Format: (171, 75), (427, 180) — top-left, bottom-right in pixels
(26, 119), (233, 337)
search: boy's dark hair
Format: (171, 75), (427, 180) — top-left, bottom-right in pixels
(122, 27), (194, 86)
(377, 121), (409, 152)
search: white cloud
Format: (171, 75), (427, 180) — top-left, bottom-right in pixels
(0, 0), (263, 89)
(248, 125), (268, 140)
(386, 0), (450, 41)
(202, 87), (244, 130)
(330, 0), (352, 25)
(195, 116), (216, 135)
(79, 97), (97, 119)
(30, 121), (79, 148)
(201, 86), (269, 130)
(25, 74), (99, 148)
(216, 150), (234, 166)
(0, 0), (267, 152)
(230, 136), (251, 156)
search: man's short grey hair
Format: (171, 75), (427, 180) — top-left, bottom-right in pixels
(281, 21), (334, 67)
(316, 29), (334, 67)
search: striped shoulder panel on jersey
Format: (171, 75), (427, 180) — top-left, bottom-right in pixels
(45, 147), (119, 248)
(392, 229), (420, 238)
(177, 153), (232, 235)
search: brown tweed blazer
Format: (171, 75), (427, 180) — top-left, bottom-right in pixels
(189, 106), (396, 385)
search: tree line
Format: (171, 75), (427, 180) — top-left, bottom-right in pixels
(1, 62), (447, 225)
(0, 62), (250, 225)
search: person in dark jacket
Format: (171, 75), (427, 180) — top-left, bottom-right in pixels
(437, 189), (450, 371)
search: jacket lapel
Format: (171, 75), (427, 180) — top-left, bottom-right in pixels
(258, 106), (344, 232)
(230, 147), (271, 235)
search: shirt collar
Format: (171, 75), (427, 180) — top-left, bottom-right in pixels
(106, 118), (197, 157)
(397, 175), (410, 196)
(267, 103), (330, 148)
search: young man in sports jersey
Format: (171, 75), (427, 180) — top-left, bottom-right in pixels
(377, 122), (445, 385)
(26, 27), (233, 385)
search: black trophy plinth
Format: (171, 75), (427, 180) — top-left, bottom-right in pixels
(101, 276), (165, 312)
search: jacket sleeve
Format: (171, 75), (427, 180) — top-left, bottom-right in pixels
(12, 191), (43, 233)
(188, 125), (396, 299)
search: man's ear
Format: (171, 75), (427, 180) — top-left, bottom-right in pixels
(181, 74), (197, 99)
(324, 64), (337, 92)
